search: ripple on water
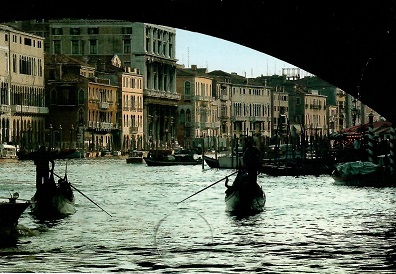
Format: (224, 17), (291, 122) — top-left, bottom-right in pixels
(0, 158), (395, 273)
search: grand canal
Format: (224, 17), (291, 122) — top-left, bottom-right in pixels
(1, 157), (395, 273)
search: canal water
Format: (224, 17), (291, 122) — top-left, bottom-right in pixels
(1, 158), (395, 273)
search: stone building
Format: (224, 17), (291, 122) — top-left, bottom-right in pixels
(0, 24), (47, 150)
(7, 19), (179, 150)
(45, 54), (119, 153)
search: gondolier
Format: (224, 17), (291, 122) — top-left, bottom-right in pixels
(34, 146), (55, 190)
(243, 137), (261, 184)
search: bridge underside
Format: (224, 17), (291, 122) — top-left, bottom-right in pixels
(2, 1), (396, 124)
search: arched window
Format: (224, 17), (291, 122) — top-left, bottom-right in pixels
(186, 109), (191, 123)
(179, 109), (185, 124)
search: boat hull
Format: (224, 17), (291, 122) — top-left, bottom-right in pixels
(31, 177), (76, 219)
(143, 157), (201, 166)
(0, 201), (31, 238)
(204, 155), (243, 169)
(225, 171), (266, 214)
(126, 157), (144, 164)
(331, 161), (395, 187)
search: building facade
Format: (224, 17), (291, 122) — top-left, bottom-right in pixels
(8, 19), (179, 150)
(0, 24), (47, 150)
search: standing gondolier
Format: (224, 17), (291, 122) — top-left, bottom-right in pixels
(243, 137), (261, 184)
(34, 146), (55, 190)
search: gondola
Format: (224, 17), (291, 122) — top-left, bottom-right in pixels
(143, 151), (201, 166)
(30, 171), (76, 219)
(224, 170), (266, 215)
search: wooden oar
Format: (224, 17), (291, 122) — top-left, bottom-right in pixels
(53, 172), (112, 217)
(177, 170), (239, 204)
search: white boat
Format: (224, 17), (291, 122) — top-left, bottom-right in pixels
(0, 144), (17, 160)
(204, 154), (244, 169)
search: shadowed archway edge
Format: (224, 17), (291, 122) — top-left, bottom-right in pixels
(2, 0), (396, 124)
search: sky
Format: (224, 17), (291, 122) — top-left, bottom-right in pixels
(175, 28), (313, 78)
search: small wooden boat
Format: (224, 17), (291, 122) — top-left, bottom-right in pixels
(0, 193), (31, 238)
(225, 170), (266, 214)
(30, 172), (76, 219)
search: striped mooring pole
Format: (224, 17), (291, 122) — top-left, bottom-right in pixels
(389, 126), (395, 175)
(367, 112), (375, 163)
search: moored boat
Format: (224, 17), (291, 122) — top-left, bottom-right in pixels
(331, 160), (395, 186)
(144, 155), (201, 166)
(225, 170), (266, 214)
(30, 172), (76, 219)
(143, 150), (201, 166)
(203, 155), (220, 168)
(0, 143), (18, 161)
(0, 193), (31, 239)
(203, 154), (243, 169)
(126, 150), (144, 164)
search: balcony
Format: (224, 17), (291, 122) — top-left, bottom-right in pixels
(1, 105), (10, 113)
(99, 102), (109, 109)
(100, 122), (113, 130)
(129, 126), (139, 134)
(194, 95), (213, 102)
(88, 121), (100, 128)
(10, 105), (49, 114)
(143, 89), (181, 100)
(212, 121), (221, 128)
(250, 116), (266, 122)
(231, 116), (246, 122)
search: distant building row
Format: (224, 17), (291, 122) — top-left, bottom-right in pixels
(0, 19), (382, 153)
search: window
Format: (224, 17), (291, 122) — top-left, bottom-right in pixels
(48, 69), (55, 80)
(78, 89), (84, 105)
(88, 27), (99, 35)
(4, 53), (8, 72)
(5, 33), (8, 42)
(12, 54), (16, 73)
(70, 28), (80, 35)
(184, 81), (191, 99)
(122, 27), (132, 34)
(123, 39), (131, 53)
(71, 40), (79, 54)
(89, 40), (97, 54)
(52, 28), (63, 35)
(53, 40), (61, 54)
(179, 109), (185, 124)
